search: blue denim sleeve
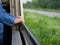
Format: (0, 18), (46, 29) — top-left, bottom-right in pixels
(0, 2), (16, 26)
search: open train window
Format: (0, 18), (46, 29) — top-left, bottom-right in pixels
(23, 0), (60, 45)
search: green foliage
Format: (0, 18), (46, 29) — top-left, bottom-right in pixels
(23, 0), (60, 9)
(24, 11), (60, 45)
(23, 1), (33, 8)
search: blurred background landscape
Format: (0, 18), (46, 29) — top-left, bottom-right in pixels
(23, 0), (60, 45)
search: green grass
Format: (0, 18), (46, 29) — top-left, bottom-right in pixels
(24, 11), (60, 45)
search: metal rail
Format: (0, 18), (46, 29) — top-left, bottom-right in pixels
(19, 23), (40, 45)
(12, 23), (40, 45)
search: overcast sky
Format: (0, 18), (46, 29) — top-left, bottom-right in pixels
(22, 0), (32, 3)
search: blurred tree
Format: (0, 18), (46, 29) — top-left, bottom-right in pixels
(23, 0), (60, 9)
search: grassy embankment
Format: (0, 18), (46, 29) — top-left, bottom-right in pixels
(24, 11), (60, 45)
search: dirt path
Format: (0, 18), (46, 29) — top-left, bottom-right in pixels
(24, 9), (60, 18)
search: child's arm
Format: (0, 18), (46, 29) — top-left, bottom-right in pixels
(0, 3), (16, 26)
(0, 3), (24, 26)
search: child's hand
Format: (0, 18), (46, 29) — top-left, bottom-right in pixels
(14, 16), (24, 24)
